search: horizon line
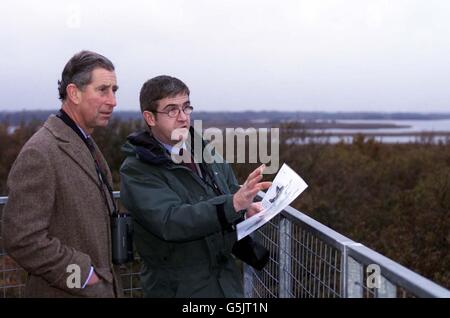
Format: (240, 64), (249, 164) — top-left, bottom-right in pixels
(1, 109), (450, 115)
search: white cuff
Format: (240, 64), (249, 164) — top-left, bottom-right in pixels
(82, 266), (94, 289)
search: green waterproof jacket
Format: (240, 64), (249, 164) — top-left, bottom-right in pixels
(120, 128), (245, 298)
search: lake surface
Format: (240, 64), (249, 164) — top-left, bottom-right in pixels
(289, 135), (450, 144)
(292, 119), (450, 144)
(309, 119), (450, 134)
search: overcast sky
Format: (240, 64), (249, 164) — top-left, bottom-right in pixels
(1, 0), (450, 112)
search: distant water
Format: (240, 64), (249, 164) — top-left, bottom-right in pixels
(288, 135), (450, 145)
(309, 119), (450, 134)
(290, 119), (450, 144)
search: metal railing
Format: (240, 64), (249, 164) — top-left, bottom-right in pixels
(1, 192), (449, 298)
(244, 199), (450, 298)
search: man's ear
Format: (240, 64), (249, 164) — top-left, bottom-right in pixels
(143, 111), (156, 127)
(66, 83), (81, 104)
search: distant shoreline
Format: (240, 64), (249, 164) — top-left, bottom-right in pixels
(1, 110), (450, 121)
(1, 110), (450, 130)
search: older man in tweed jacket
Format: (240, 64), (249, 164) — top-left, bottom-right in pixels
(2, 51), (123, 297)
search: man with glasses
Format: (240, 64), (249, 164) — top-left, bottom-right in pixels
(119, 75), (271, 297)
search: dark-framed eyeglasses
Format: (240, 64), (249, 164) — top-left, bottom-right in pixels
(154, 105), (194, 118)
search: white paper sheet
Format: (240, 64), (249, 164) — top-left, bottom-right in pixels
(236, 163), (308, 240)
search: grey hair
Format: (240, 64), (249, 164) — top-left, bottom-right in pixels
(58, 50), (115, 101)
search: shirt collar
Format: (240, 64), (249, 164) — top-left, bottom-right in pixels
(154, 136), (187, 156)
(77, 125), (89, 139)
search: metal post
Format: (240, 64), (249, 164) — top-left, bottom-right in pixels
(279, 217), (292, 298)
(347, 256), (363, 298)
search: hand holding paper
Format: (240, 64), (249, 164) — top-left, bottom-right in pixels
(236, 163), (308, 240)
(246, 202), (264, 218)
(233, 164), (272, 212)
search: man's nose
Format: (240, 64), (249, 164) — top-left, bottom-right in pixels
(178, 109), (188, 120)
(107, 90), (117, 107)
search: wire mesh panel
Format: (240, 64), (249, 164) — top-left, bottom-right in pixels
(244, 214), (343, 298)
(244, 214), (281, 298)
(241, 209), (449, 298)
(288, 222), (342, 298)
(0, 200), (27, 297)
(117, 258), (143, 298)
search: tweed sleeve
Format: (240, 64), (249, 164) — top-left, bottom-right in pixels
(3, 146), (92, 294)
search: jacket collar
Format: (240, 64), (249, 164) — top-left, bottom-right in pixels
(126, 126), (207, 165)
(126, 130), (171, 165)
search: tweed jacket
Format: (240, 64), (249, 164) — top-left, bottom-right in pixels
(3, 115), (122, 297)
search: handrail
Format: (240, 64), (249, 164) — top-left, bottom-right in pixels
(277, 199), (450, 297)
(1, 192), (449, 298)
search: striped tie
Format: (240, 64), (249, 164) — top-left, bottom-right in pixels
(85, 137), (108, 180)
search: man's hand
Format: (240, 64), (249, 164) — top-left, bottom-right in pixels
(246, 202), (263, 218)
(86, 271), (100, 286)
(233, 164), (271, 212)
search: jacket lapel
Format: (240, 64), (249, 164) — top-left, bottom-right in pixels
(59, 143), (100, 184)
(44, 115), (100, 185)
